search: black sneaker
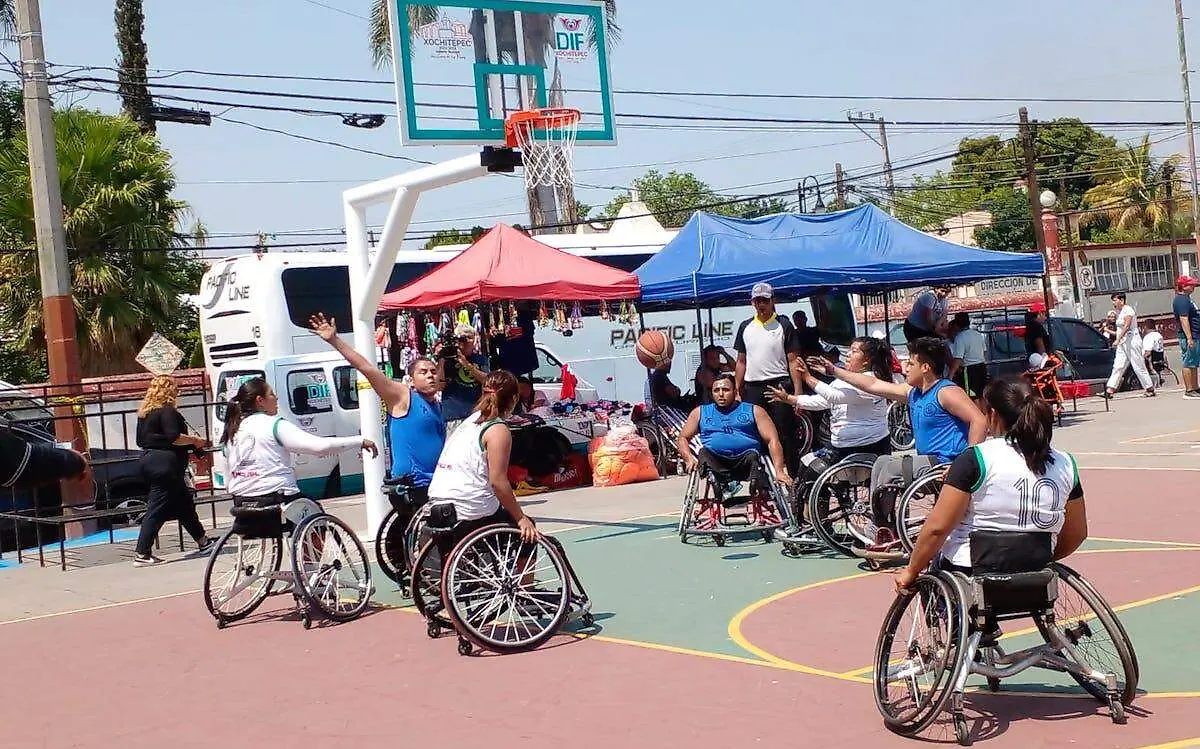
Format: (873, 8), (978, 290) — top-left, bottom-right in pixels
(195, 536), (218, 554)
(1185, 390), (1200, 400)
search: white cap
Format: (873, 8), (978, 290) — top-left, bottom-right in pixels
(453, 322), (477, 338)
(751, 282), (774, 299)
(1028, 353), (1047, 369)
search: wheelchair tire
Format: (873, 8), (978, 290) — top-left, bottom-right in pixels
(203, 528), (283, 623)
(441, 525), (571, 654)
(410, 539), (454, 630)
(795, 412), (815, 457)
(873, 573), (968, 735)
(291, 513), (373, 623)
(807, 458), (875, 558)
(1036, 563), (1138, 706)
(678, 469), (702, 541)
(896, 471), (945, 554)
(375, 507), (407, 586)
(888, 402), (915, 452)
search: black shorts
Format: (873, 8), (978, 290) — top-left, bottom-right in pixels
(953, 363), (989, 398)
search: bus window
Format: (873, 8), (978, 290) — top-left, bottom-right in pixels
(282, 263), (442, 334)
(214, 369), (264, 421)
(532, 349), (563, 384)
(286, 369), (333, 415)
(333, 366), (360, 410)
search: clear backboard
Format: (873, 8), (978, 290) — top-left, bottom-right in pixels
(388, 0), (615, 146)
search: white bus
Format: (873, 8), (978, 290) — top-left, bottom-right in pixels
(198, 239), (826, 497)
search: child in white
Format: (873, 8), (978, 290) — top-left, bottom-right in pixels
(1104, 293), (1154, 397)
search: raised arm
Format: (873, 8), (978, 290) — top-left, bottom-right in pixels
(810, 356), (911, 403)
(274, 418), (377, 458)
(309, 313), (409, 410)
(937, 384), (987, 446)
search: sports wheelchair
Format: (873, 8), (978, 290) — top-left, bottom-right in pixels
(888, 401), (916, 451)
(678, 441), (794, 546)
(374, 475), (430, 597)
(873, 532), (1137, 746)
(202, 496), (372, 630)
(406, 502), (594, 656)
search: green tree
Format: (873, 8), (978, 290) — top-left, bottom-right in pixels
(0, 0), (13, 42)
(423, 225), (487, 249)
(601, 170), (721, 228)
(0, 108), (204, 376)
(1078, 135), (1190, 240)
(886, 172), (985, 231)
(0, 82), (21, 142)
(973, 187), (1035, 253)
(115, 0), (155, 133)
(733, 196), (791, 220)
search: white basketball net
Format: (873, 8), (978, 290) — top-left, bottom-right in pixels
(508, 108), (580, 189)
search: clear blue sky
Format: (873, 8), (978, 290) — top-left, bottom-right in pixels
(29, 0), (1200, 252)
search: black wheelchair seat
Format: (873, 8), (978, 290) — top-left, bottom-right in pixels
(383, 474), (416, 487)
(967, 530), (1058, 616)
(426, 502), (458, 534)
(230, 504), (284, 539)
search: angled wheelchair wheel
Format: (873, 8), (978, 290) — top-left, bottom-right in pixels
(375, 507), (407, 586)
(291, 513), (373, 623)
(896, 470), (945, 554)
(795, 412), (815, 456)
(203, 528), (282, 623)
(678, 469), (702, 540)
(1036, 563), (1138, 705)
(888, 402), (915, 452)
(442, 525), (572, 654)
(807, 458), (875, 557)
(410, 539), (453, 633)
(873, 573), (968, 735)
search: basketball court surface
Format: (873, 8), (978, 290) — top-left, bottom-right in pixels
(2, 392), (1199, 749)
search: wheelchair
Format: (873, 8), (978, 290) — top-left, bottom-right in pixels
(202, 496), (372, 630)
(407, 502), (594, 656)
(894, 462), (949, 554)
(888, 401), (916, 452)
(374, 475), (430, 597)
(678, 447), (793, 546)
(796, 452), (878, 557)
(872, 532), (1137, 746)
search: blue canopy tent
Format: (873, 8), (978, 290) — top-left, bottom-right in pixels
(634, 204), (1046, 308)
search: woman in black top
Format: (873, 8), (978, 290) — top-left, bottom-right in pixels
(133, 375), (215, 566)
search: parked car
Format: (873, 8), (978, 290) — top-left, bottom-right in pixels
(0, 394), (148, 552)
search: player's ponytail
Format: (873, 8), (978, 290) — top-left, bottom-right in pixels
(982, 376), (1054, 474)
(220, 377), (270, 444)
(474, 370), (519, 422)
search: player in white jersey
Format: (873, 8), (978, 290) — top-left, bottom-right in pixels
(895, 375), (1089, 593)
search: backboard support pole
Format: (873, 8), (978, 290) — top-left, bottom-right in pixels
(343, 152), (491, 536)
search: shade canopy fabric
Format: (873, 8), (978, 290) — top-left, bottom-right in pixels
(378, 223), (640, 310)
(634, 204), (1046, 306)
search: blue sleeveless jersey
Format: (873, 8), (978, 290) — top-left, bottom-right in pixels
(388, 392), (445, 487)
(909, 379), (969, 464)
(699, 402), (761, 457)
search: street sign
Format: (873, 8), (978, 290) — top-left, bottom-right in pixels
(135, 333), (184, 375)
(1079, 265), (1095, 291)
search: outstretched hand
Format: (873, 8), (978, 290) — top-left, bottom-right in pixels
(308, 313), (338, 342)
(805, 356), (832, 376)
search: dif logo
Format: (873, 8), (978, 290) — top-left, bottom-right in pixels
(554, 16), (587, 58)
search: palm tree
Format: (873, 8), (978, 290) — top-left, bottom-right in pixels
(0, 108), (203, 376)
(1079, 135), (1192, 237)
(0, 0), (14, 42)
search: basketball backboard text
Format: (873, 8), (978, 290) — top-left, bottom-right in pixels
(388, 0), (615, 146)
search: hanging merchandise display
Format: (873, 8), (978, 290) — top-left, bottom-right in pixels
(538, 301), (550, 327)
(570, 301), (583, 329)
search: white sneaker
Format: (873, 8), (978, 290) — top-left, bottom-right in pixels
(133, 554), (164, 567)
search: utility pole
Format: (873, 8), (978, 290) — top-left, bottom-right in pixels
(848, 112), (897, 214)
(1018, 107), (1054, 313)
(16, 0), (90, 532)
(1176, 0), (1200, 251)
(834, 163), (846, 210)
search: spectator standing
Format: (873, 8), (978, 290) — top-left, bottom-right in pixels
(790, 310), (823, 357)
(1172, 275), (1200, 398)
(1104, 293), (1155, 398)
(439, 323), (490, 429)
(947, 312), (989, 399)
(903, 286), (953, 343)
(734, 283), (802, 476)
(1098, 310), (1118, 347)
(1024, 303), (1053, 356)
(694, 344), (734, 406)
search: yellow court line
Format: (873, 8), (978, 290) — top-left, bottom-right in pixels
(1079, 466), (1200, 472)
(1121, 428), (1200, 444)
(1074, 451), (1193, 457)
(1076, 546), (1200, 556)
(1133, 737), (1200, 749)
(727, 571), (877, 684)
(1090, 536), (1200, 548)
(0, 589), (199, 627)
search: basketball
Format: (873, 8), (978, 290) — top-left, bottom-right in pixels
(635, 330), (674, 369)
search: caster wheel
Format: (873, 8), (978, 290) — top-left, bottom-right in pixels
(581, 613), (595, 628)
(986, 677), (1001, 693)
(1109, 696), (1127, 725)
(761, 530), (774, 543)
(301, 615), (312, 630)
(867, 559), (883, 572)
(400, 585), (411, 600)
(457, 639), (473, 657)
(427, 622), (441, 639)
(954, 715), (972, 746)
(715, 535), (726, 547)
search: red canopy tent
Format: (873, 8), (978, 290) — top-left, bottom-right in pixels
(377, 223), (640, 310)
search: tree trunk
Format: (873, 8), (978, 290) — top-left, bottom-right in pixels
(115, 0), (155, 134)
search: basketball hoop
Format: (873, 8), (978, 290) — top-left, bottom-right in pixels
(504, 107), (581, 189)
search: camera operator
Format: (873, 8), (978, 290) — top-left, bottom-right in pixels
(439, 322), (490, 429)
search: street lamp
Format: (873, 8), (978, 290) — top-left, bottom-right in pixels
(797, 176), (826, 214)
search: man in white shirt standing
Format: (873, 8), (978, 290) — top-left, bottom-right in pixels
(1105, 292), (1155, 398)
(947, 312), (989, 400)
(734, 282), (803, 476)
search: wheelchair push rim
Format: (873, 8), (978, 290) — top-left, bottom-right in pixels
(441, 525), (572, 654)
(375, 507), (408, 586)
(896, 471), (944, 554)
(1036, 562), (1139, 705)
(291, 513), (373, 623)
(807, 458), (875, 557)
(203, 527), (283, 623)
(888, 402), (915, 451)
(873, 573), (968, 734)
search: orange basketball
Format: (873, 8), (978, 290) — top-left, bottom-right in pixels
(635, 329), (674, 369)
